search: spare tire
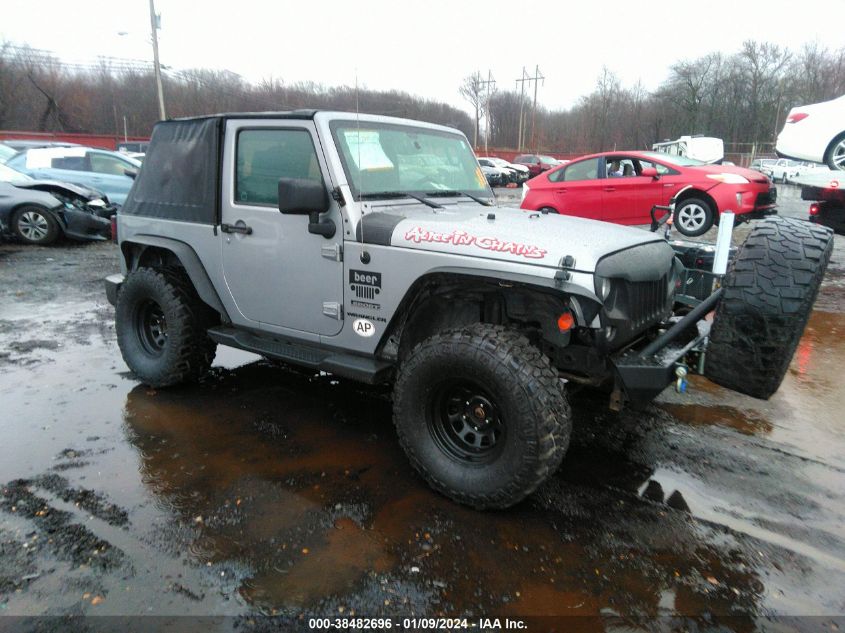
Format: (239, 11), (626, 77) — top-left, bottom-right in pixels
(705, 217), (833, 399)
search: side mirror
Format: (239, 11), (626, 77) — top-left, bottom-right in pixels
(124, 168), (138, 180)
(641, 167), (659, 179)
(278, 178), (329, 214)
(278, 178), (335, 238)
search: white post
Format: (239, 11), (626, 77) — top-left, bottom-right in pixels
(712, 211), (734, 275)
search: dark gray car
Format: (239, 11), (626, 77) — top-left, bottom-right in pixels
(0, 163), (114, 245)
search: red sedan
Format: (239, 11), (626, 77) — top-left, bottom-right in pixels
(512, 154), (562, 177)
(520, 151), (777, 236)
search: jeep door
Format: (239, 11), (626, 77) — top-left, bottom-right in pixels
(220, 120), (344, 335)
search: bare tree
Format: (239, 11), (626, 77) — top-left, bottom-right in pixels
(459, 71), (484, 147)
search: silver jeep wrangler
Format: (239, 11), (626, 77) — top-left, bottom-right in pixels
(106, 110), (832, 508)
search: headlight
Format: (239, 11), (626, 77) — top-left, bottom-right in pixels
(706, 173), (749, 184)
(594, 275), (612, 301)
(668, 257), (683, 299)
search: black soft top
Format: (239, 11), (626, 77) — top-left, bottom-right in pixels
(120, 110), (317, 224)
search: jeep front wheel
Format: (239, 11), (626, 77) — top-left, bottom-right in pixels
(393, 324), (571, 509)
(116, 268), (217, 387)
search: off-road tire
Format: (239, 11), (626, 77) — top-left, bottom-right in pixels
(13, 205), (60, 245)
(674, 197), (715, 237)
(705, 217), (833, 399)
(116, 267), (217, 387)
(393, 324), (571, 509)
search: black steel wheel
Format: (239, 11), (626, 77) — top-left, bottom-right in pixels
(428, 381), (505, 464)
(116, 267), (217, 387)
(134, 299), (168, 356)
(393, 323), (571, 509)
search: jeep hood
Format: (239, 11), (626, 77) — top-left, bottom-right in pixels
(358, 202), (667, 272)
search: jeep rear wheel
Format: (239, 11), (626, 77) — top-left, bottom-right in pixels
(705, 218), (833, 399)
(116, 268), (217, 387)
(393, 324), (571, 509)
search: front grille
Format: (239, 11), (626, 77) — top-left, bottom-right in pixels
(625, 276), (670, 330)
(756, 188), (777, 206)
(602, 275), (672, 347)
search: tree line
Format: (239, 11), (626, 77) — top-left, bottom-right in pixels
(0, 43), (473, 139)
(464, 40), (845, 155)
(2, 40), (843, 155)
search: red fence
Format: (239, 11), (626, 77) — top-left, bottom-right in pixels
(0, 130), (150, 151)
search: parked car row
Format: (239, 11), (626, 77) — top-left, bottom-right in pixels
(0, 141), (143, 245)
(0, 162), (114, 245)
(477, 157), (530, 186)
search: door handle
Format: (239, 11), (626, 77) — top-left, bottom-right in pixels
(556, 188), (567, 194)
(603, 187), (616, 192)
(664, 183), (676, 187)
(221, 223), (253, 235)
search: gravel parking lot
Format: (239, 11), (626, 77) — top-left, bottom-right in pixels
(1, 184), (844, 630)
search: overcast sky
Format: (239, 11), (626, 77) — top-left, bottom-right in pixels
(3, 0), (844, 114)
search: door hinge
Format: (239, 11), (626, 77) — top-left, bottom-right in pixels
(321, 243), (343, 261)
(322, 302), (342, 320)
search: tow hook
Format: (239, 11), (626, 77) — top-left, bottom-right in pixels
(674, 365), (689, 393)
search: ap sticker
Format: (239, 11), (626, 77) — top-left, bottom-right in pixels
(353, 318), (376, 337)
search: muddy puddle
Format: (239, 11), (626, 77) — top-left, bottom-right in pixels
(2, 241), (845, 622)
(659, 310), (845, 463)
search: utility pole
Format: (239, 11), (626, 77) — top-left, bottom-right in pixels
(149, 0), (166, 120)
(530, 65), (544, 154)
(515, 67), (531, 151)
(478, 70), (496, 155)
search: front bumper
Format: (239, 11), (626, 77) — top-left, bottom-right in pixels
(105, 273), (124, 306)
(611, 289), (721, 405)
(62, 209), (112, 242)
(735, 207), (778, 222)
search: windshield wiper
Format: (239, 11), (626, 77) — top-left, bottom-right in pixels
(423, 190), (494, 207)
(359, 191), (443, 209)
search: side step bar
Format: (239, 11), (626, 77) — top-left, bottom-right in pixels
(207, 326), (393, 385)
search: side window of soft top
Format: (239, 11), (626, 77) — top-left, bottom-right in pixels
(235, 129), (323, 206)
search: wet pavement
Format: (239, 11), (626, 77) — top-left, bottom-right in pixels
(1, 184), (844, 630)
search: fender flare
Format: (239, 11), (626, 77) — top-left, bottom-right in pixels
(120, 235), (230, 321)
(375, 267), (603, 354)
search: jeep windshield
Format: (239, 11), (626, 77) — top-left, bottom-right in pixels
(331, 121), (492, 201)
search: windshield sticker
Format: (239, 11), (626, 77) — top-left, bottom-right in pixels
(475, 166), (487, 188)
(343, 130), (394, 171)
(403, 227), (547, 259)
